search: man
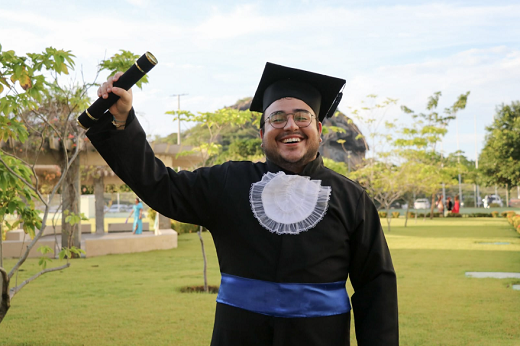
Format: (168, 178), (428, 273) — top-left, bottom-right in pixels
(87, 62), (398, 345)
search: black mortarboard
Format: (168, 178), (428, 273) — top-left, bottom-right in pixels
(250, 62), (345, 126)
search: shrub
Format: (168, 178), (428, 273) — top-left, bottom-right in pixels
(407, 212), (415, 218)
(422, 212), (441, 218)
(378, 211), (388, 218)
(147, 208), (157, 223)
(446, 213), (462, 218)
(392, 212), (400, 219)
(500, 211), (509, 218)
(171, 219), (200, 234)
(472, 212), (493, 218)
(489, 203), (501, 208)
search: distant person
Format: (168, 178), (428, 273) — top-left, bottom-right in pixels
(127, 198), (144, 234)
(436, 196), (444, 216)
(446, 197), (453, 213)
(452, 195), (460, 214)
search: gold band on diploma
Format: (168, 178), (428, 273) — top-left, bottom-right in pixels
(77, 119), (88, 130)
(135, 61), (145, 73)
(86, 110), (98, 121)
(145, 51), (158, 65)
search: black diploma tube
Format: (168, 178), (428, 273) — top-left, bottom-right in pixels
(77, 51), (158, 130)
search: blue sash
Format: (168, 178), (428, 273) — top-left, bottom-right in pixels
(216, 273), (351, 318)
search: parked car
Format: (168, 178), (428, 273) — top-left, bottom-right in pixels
(107, 204), (131, 213)
(414, 198), (431, 209)
(483, 195), (503, 208)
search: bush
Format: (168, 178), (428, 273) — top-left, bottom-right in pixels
(407, 212), (415, 218)
(446, 213), (462, 218)
(171, 219), (201, 234)
(489, 203), (502, 208)
(378, 211), (388, 218)
(425, 212), (441, 218)
(147, 208), (157, 223)
(500, 211), (509, 218)
(392, 212), (400, 219)
(472, 212), (493, 218)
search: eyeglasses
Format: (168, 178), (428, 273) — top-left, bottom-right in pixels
(266, 110), (315, 129)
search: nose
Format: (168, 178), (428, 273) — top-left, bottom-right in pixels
(283, 114), (299, 131)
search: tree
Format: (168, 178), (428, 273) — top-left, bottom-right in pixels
(0, 46), (88, 323)
(479, 101), (520, 201)
(397, 92), (468, 220)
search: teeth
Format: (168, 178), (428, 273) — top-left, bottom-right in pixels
(282, 138), (301, 143)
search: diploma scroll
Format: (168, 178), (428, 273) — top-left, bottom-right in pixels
(77, 52), (158, 129)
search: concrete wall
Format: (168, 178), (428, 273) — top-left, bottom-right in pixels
(2, 237), (58, 259)
(83, 230), (177, 257)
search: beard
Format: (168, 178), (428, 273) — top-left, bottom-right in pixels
(262, 135), (321, 173)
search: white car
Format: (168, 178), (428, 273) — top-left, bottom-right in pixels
(414, 198), (431, 209)
(107, 204), (131, 213)
(483, 195), (503, 208)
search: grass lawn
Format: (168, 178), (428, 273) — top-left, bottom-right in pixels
(1, 218), (519, 345)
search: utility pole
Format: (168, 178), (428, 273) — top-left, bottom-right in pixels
(455, 113), (463, 207)
(171, 93), (188, 145)
(474, 113), (480, 207)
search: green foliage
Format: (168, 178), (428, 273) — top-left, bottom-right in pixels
(392, 212), (400, 218)
(166, 107), (256, 167)
(98, 50), (148, 89)
(58, 246), (86, 260)
(0, 155), (42, 239)
(446, 213), (462, 218)
(378, 211), (388, 218)
(63, 210), (88, 226)
(170, 219), (200, 234)
(479, 101), (520, 187)
(225, 138), (263, 161)
(147, 208), (157, 223)
(491, 211), (499, 218)
(323, 157), (348, 176)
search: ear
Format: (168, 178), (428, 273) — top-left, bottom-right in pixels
(259, 129), (264, 140)
(318, 122), (323, 136)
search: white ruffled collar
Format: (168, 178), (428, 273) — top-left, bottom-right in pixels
(249, 171), (331, 235)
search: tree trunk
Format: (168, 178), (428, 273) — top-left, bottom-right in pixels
(430, 193), (435, 219)
(506, 183), (509, 207)
(198, 226), (208, 293)
(404, 199), (411, 227)
(0, 267), (10, 324)
(94, 176), (105, 234)
(61, 155), (81, 249)
(386, 206), (391, 232)
(0, 215), (4, 268)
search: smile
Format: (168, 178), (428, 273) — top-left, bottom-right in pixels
(282, 138), (302, 143)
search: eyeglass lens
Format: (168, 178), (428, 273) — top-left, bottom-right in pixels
(269, 111), (313, 128)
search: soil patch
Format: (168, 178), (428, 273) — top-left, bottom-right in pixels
(180, 285), (219, 294)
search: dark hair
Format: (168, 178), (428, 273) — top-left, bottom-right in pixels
(135, 198), (140, 203)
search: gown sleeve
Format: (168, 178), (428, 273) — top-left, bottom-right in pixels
(348, 191), (399, 345)
(86, 109), (227, 228)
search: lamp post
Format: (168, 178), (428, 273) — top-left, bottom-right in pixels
(171, 93), (188, 145)
(474, 112), (480, 207)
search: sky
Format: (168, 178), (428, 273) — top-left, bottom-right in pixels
(1, 0), (519, 159)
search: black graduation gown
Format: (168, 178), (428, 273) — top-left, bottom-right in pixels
(86, 110), (399, 346)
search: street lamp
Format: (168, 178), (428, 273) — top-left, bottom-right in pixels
(171, 93), (188, 145)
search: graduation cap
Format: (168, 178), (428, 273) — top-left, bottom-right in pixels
(250, 62), (346, 126)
